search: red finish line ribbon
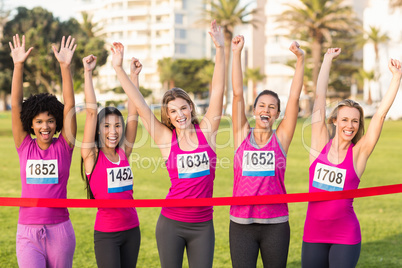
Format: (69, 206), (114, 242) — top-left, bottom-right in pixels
(1, 184), (402, 208)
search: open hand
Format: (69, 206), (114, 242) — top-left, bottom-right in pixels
(289, 41), (304, 58)
(209, 20), (224, 48)
(111, 42), (124, 68)
(9, 34), (33, 64)
(53, 36), (77, 66)
(231, 35), (244, 53)
(83, 55), (97, 72)
(130, 57), (142, 76)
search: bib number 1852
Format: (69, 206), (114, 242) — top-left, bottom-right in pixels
(26, 159), (58, 184)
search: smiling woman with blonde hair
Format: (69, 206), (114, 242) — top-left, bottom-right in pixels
(111, 20), (225, 268)
(302, 48), (402, 268)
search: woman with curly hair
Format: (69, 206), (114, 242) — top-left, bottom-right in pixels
(80, 53), (141, 267)
(10, 34), (77, 268)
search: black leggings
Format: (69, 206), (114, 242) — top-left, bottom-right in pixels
(155, 214), (215, 268)
(302, 241), (361, 268)
(229, 220), (290, 268)
(94, 226), (141, 268)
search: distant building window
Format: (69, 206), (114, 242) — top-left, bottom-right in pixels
(175, 29), (187, 39)
(175, 14), (183, 24)
(175, 43), (187, 54)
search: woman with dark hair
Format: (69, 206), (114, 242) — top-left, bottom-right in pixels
(80, 53), (141, 267)
(110, 20), (224, 268)
(230, 35), (305, 268)
(302, 48), (402, 268)
(10, 34), (77, 267)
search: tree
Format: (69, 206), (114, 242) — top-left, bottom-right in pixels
(201, 0), (258, 110)
(80, 11), (101, 38)
(244, 67), (265, 101)
(174, 58), (214, 95)
(389, 0), (402, 8)
(157, 57), (179, 90)
(196, 61), (215, 97)
(277, 0), (361, 91)
(356, 68), (375, 104)
(157, 57), (213, 95)
(1, 7), (108, 95)
(362, 26), (389, 100)
(0, 0), (10, 110)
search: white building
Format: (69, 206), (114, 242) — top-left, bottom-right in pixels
(363, 0), (402, 119)
(78, 0), (210, 102)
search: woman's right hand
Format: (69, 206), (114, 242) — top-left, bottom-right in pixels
(324, 47), (341, 60)
(111, 42), (124, 69)
(231, 35), (244, 53)
(83, 55), (97, 72)
(9, 34), (33, 65)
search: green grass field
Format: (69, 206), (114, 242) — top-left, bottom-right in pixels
(0, 111), (401, 267)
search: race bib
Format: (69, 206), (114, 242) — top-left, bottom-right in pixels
(313, 163), (346, 191)
(242, 151), (275, 176)
(26, 159), (59, 184)
(177, 152), (210, 179)
(107, 166), (133, 193)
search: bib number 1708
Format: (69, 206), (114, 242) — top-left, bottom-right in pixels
(312, 163), (346, 191)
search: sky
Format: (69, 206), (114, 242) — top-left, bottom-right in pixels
(5, 0), (80, 21)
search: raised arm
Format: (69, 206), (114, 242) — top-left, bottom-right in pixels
(110, 42), (172, 154)
(354, 59), (402, 176)
(124, 57), (142, 158)
(310, 48), (341, 163)
(200, 20), (225, 144)
(231, 35), (249, 150)
(52, 36), (77, 148)
(276, 42), (305, 153)
(81, 55), (98, 173)
(10, 34), (34, 148)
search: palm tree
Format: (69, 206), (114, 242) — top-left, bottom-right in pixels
(244, 67), (266, 102)
(389, 0), (402, 8)
(363, 26), (389, 100)
(201, 0), (258, 110)
(277, 0), (360, 91)
(157, 58), (184, 91)
(81, 11), (101, 38)
(356, 68), (375, 105)
(196, 61), (215, 97)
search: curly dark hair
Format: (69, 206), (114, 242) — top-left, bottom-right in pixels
(20, 93), (64, 135)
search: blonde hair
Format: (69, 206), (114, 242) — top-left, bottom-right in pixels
(327, 99), (364, 144)
(161, 88), (199, 130)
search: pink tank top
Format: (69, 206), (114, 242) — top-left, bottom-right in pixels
(17, 134), (73, 224)
(162, 124), (216, 223)
(303, 140), (361, 244)
(89, 148), (139, 232)
(230, 130), (288, 221)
